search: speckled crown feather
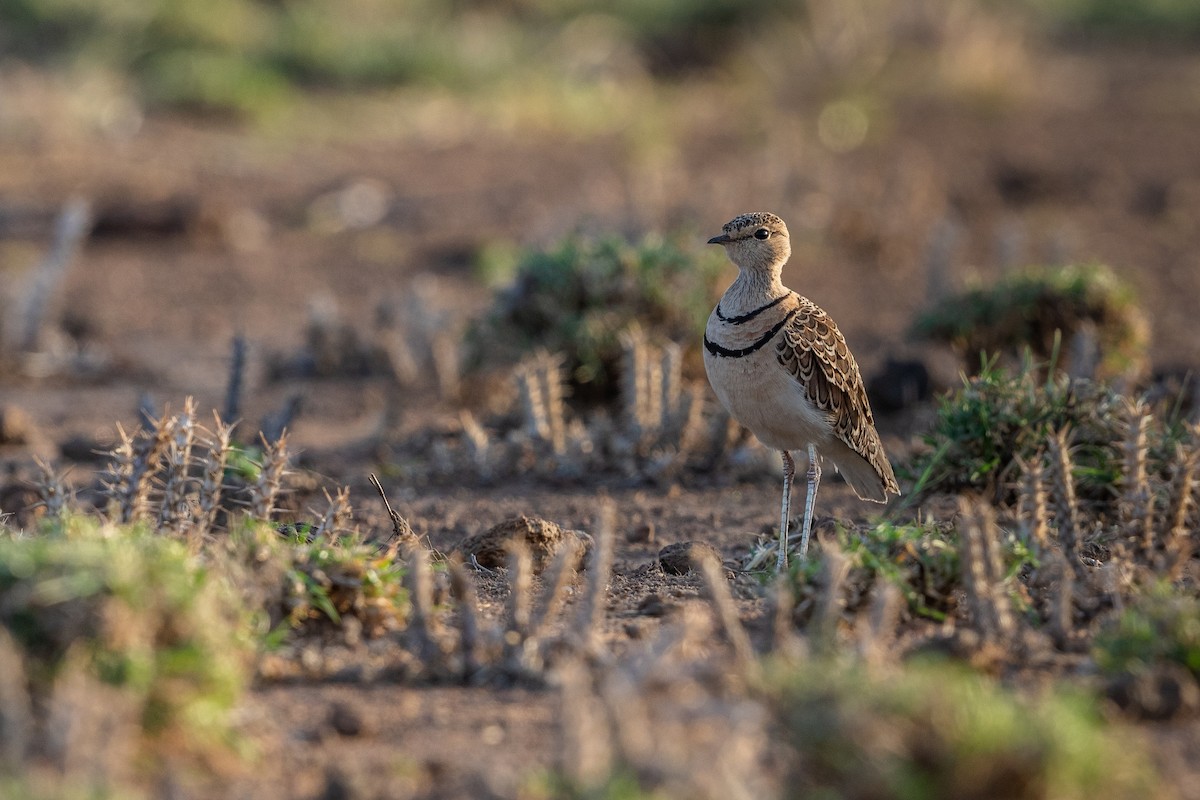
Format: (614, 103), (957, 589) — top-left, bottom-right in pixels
(722, 212), (788, 236)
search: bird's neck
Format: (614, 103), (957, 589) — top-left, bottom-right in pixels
(721, 267), (787, 315)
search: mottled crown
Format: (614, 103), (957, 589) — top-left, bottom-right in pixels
(722, 212), (788, 238)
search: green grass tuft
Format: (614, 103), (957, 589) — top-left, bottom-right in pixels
(904, 356), (1185, 504)
(282, 534), (410, 637)
(783, 518), (1033, 622)
(837, 520), (963, 621)
(912, 263), (1149, 383)
(1095, 585), (1200, 680)
(463, 232), (728, 402)
(0, 516), (255, 751)
(1023, 0), (1200, 38)
(0, 0), (795, 114)
(766, 657), (1161, 799)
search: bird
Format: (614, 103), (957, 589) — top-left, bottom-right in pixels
(702, 212), (899, 571)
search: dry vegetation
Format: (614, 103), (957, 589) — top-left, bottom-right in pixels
(1, 360), (1197, 797)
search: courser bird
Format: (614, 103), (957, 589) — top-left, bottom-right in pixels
(702, 212), (899, 571)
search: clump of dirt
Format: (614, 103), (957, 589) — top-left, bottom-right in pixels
(658, 540), (722, 574)
(456, 515), (592, 572)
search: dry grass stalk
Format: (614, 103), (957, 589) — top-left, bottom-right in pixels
(1162, 433), (1199, 578)
(557, 658), (612, 787)
(504, 539), (534, 666)
(618, 330), (687, 446)
(977, 502), (1015, 641)
(195, 414), (235, 535)
(643, 353), (664, 434)
(447, 556), (483, 680)
(813, 541), (851, 651)
(858, 579), (902, 669)
(511, 351), (571, 468)
(515, 362), (545, 441)
(135, 393), (156, 429)
(528, 536), (582, 642)
(659, 342), (683, 431)
(111, 416), (173, 524)
(770, 576), (801, 655)
(249, 432), (289, 521)
(430, 331), (461, 401)
(458, 410), (493, 478)
(560, 605), (767, 800)
(1046, 428), (1087, 581)
(577, 500), (616, 652)
(1118, 400), (1155, 557)
(1045, 551), (1076, 650)
(1016, 453), (1081, 647)
(675, 384), (707, 462)
(597, 667), (657, 781)
(403, 544), (439, 668)
(381, 326), (421, 391)
(697, 553), (755, 673)
(0, 629), (31, 770)
(1016, 455), (1051, 551)
(704, 406), (735, 469)
(537, 351), (568, 456)
(222, 334), (247, 423)
(312, 487), (352, 542)
(104, 424), (138, 519)
(957, 497), (1015, 646)
(33, 456), (69, 518)
(620, 325), (650, 432)
(407, 344), (769, 483)
(259, 393), (301, 445)
(157, 397), (197, 532)
(15, 197), (92, 353)
(368, 473), (417, 555)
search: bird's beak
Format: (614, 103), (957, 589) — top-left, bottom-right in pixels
(707, 233), (731, 245)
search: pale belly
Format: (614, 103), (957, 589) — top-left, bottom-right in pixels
(703, 345), (834, 452)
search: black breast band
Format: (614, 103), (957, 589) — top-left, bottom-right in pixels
(715, 292), (790, 324)
(704, 308), (798, 358)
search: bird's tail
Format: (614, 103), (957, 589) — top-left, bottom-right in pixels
(824, 438), (900, 502)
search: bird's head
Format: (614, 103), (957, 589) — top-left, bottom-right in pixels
(707, 212), (791, 273)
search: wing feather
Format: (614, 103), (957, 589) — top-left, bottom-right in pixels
(775, 297), (898, 493)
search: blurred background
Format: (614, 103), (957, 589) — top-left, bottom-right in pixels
(0, 0), (1198, 462)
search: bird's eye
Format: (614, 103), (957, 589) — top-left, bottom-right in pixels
(754, 228), (770, 240)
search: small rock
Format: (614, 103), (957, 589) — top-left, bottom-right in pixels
(328, 664), (366, 684)
(1107, 663), (1200, 721)
(637, 593), (669, 617)
(329, 700), (373, 737)
(658, 541), (722, 575)
(628, 522), (656, 544)
(90, 193), (198, 239)
(318, 767), (360, 800)
(0, 405), (35, 446)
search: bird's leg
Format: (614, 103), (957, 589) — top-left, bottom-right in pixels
(798, 443), (822, 559)
(777, 450), (795, 572)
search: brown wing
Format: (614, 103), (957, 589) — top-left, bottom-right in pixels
(775, 297), (898, 493)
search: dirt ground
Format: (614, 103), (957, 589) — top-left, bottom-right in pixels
(2, 42), (1200, 798)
